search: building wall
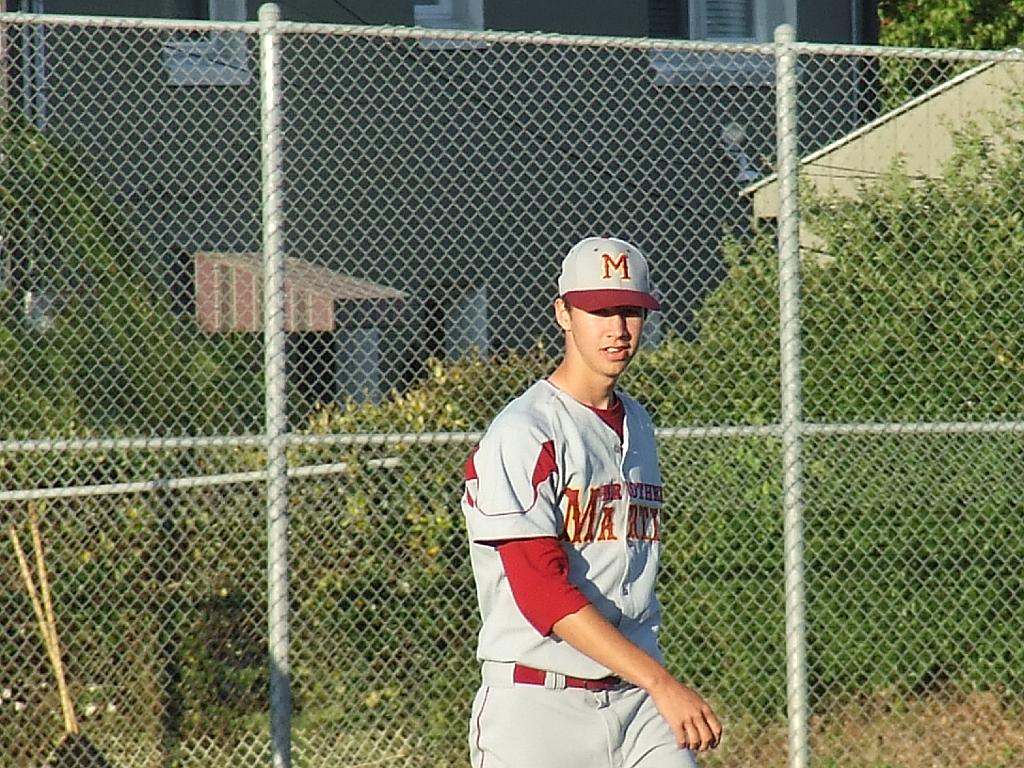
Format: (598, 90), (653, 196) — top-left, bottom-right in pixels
(799, 0), (852, 43)
(41, 0), (183, 16)
(486, 0), (649, 37)
(274, 0), (412, 25)
(30, 0), (877, 43)
(38, 0), (411, 23)
(14, 1), (874, 400)
(799, 0), (879, 44)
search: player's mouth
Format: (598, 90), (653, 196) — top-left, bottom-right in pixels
(602, 345), (631, 362)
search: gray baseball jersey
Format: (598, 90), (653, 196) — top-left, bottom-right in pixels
(463, 378), (665, 678)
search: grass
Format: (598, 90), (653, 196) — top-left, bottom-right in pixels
(702, 689), (1024, 768)
(6, 688), (1023, 767)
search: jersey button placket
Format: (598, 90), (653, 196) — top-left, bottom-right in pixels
(616, 433), (635, 613)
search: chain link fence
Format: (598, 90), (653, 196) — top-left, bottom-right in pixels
(2, 7), (1023, 768)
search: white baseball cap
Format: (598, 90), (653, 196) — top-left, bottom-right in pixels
(558, 236), (661, 312)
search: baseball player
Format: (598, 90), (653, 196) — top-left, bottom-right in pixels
(462, 236), (722, 768)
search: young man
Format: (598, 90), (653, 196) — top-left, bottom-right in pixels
(462, 236), (722, 768)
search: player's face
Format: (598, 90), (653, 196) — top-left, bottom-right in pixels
(556, 300), (645, 382)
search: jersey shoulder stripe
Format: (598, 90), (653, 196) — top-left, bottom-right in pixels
(464, 439), (556, 515)
(463, 380), (561, 520)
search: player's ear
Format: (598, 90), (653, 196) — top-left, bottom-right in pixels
(554, 297), (572, 333)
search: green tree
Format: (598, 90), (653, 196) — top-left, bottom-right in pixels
(0, 115), (263, 441)
(876, 1), (1024, 108)
(879, 0), (1024, 50)
(1, 114), (264, 763)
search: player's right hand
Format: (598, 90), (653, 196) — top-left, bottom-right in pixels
(648, 677), (723, 753)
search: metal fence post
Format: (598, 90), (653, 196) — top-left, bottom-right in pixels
(260, 4), (290, 768)
(774, 23), (809, 768)
(0, 5), (8, 116)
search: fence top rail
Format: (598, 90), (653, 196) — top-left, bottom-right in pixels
(790, 41), (1024, 62)
(3, 10), (1023, 62)
(0, 10), (768, 52)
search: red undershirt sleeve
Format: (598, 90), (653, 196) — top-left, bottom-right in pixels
(497, 536), (590, 636)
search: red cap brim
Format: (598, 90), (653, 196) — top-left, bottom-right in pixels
(562, 289), (661, 312)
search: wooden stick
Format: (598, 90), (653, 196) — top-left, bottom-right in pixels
(9, 523), (77, 735)
(8, 526), (52, 665)
(29, 507), (80, 736)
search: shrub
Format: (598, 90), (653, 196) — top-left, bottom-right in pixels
(0, 115), (263, 440)
(1, 115), (264, 755)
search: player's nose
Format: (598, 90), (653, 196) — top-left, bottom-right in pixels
(606, 312), (631, 338)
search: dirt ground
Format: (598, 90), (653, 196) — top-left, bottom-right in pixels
(706, 690), (1024, 768)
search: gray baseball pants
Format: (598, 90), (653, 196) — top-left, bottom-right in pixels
(469, 662), (699, 768)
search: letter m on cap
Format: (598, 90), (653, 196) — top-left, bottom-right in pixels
(602, 252), (631, 281)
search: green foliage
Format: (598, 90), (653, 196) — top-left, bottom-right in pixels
(804, 434), (1024, 704)
(800, 116), (1024, 422)
(0, 114), (265, 757)
(278, 349), (559, 738)
(0, 116), (263, 440)
(657, 437), (786, 715)
(879, 0), (1024, 50)
(672, 103), (1024, 712)
(623, 236), (781, 427)
(876, 1), (1024, 107)
(302, 345), (557, 435)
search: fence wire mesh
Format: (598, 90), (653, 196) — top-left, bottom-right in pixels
(1, 11), (1023, 768)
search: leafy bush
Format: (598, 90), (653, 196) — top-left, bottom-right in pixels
(281, 348), (557, 738)
(1, 115), (264, 757)
(876, 1), (1024, 108)
(0, 115), (263, 440)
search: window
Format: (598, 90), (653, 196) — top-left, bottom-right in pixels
(692, 0), (756, 41)
(413, 0), (486, 49)
(413, 0), (483, 31)
(649, 0), (791, 86)
(689, 0), (789, 42)
(163, 0), (251, 86)
(422, 282), (489, 362)
(334, 326), (383, 403)
(445, 284), (488, 359)
(207, 0), (249, 24)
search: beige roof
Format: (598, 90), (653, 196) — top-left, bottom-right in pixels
(743, 59), (1024, 219)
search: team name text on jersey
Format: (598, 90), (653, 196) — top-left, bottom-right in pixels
(561, 481), (663, 544)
